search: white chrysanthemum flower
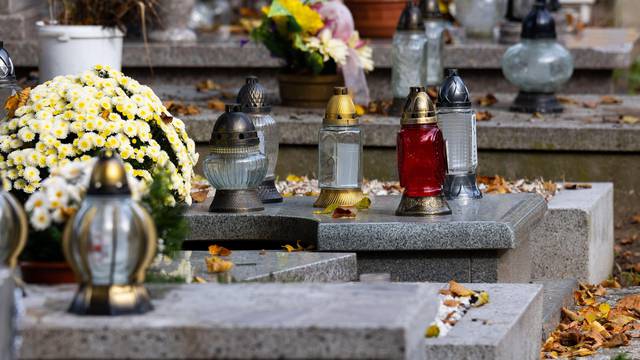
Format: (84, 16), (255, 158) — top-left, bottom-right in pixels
(30, 207), (51, 231)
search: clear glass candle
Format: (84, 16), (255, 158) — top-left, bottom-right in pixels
(318, 125), (362, 189)
(391, 2), (427, 100)
(455, 0), (504, 38)
(424, 19), (445, 86)
(246, 113), (277, 181)
(204, 150), (267, 190)
(502, 39), (573, 93)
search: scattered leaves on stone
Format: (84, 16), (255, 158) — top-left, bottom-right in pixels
(600, 95), (622, 105)
(541, 281), (640, 359)
(163, 100), (200, 116)
(282, 240), (305, 252)
(208, 244), (232, 256)
(427, 281), (489, 339)
(476, 110), (493, 121)
(564, 182), (593, 190)
(367, 100), (392, 116)
(205, 256), (234, 273)
(477, 93), (498, 107)
(478, 175), (558, 201)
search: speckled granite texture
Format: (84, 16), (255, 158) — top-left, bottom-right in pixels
(425, 283), (543, 360)
(18, 282), (442, 360)
(186, 194), (546, 282)
(155, 250), (357, 283)
(0, 269), (15, 360)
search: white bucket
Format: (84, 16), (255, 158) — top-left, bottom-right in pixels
(36, 22), (124, 82)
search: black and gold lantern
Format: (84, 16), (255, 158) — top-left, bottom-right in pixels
(0, 188), (27, 269)
(63, 152), (157, 315)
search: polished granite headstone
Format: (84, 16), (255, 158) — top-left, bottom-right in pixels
(19, 282), (442, 360)
(187, 194), (547, 282)
(151, 250), (357, 283)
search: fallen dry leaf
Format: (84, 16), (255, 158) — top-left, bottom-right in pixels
(478, 175), (510, 194)
(164, 101), (200, 116)
(4, 87), (30, 119)
(631, 214), (640, 224)
(600, 95), (622, 105)
(426, 87), (439, 100)
(448, 280), (474, 297)
(476, 110), (493, 121)
(617, 294), (640, 313)
(332, 207), (356, 219)
(195, 79), (221, 92)
(208, 244), (232, 256)
(557, 96), (579, 105)
(564, 182), (593, 190)
(355, 104), (366, 116)
(282, 240), (305, 253)
(621, 237), (635, 246)
(443, 299), (460, 307)
(532, 112), (544, 119)
(205, 256), (234, 273)
(207, 98), (226, 111)
(191, 189), (208, 203)
(621, 115), (640, 125)
(582, 101), (599, 109)
(160, 112), (173, 124)
(477, 93), (498, 107)
(425, 324), (440, 338)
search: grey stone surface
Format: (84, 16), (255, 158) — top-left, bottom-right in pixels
(536, 279), (578, 340)
(179, 93), (640, 153)
(153, 250), (358, 283)
(532, 183), (614, 283)
(18, 282), (442, 359)
(7, 28), (638, 69)
(186, 194), (545, 282)
(187, 194), (546, 251)
(0, 269), (15, 360)
(425, 283), (543, 360)
(0, 6), (40, 41)
(0, 0), (40, 14)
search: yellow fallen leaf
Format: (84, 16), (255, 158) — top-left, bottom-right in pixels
(571, 348), (595, 356)
(208, 244), (232, 256)
(621, 115), (640, 125)
(448, 280), (474, 297)
(425, 324), (440, 338)
(282, 240), (305, 253)
(285, 174), (303, 182)
(313, 203), (340, 215)
(599, 302), (611, 316)
(193, 276), (207, 283)
(205, 256), (234, 273)
(355, 104), (366, 116)
(4, 87), (30, 119)
(472, 291), (490, 307)
(355, 197), (371, 210)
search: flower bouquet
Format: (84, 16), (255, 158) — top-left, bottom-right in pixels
(251, 0), (374, 106)
(0, 65), (198, 282)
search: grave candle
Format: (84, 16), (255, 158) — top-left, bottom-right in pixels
(204, 104), (267, 212)
(63, 151), (157, 315)
(0, 187), (27, 269)
(421, 0), (445, 86)
(437, 69), (482, 200)
(502, 0), (573, 113)
(315, 87), (364, 208)
(391, 1), (426, 113)
(236, 76), (282, 203)
(396, 86), (451, 216)
(0, 42), (20, 119)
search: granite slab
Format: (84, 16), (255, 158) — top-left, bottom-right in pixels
(6, 28), (637, 69)
(152, 250), (357, 283)
(425, 283), (543, 360)
(0, 268), (16, 360)
(18, 282), (442, 360)
(186, 194), (547, 252)
(178, 92), (640, 153)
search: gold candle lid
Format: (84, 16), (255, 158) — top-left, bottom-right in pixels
(323, 87), (358, 126)
(401, 86), (437, 125)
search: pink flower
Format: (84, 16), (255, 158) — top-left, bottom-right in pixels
(314, 0), (355, 43)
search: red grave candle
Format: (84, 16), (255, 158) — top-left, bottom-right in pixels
(397, 123), (447, 197)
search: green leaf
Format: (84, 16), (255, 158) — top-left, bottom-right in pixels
(355, 197), (371, 210)
(306, 51), (324, 75)
(313, 203), (339, 215)
(267, 0), (291, 17)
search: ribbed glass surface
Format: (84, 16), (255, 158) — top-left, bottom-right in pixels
(248, 113), (279, 180)
(204, 151), (267, 190)
(318, 126), (362, 188)
(455, 0), (504, 38)
(502, 39), (574, 93)
(391, 31), (427, 99)
(424, 20), (445, 86)
(438, 108), (477, 175)
(70, 197), (144, 285)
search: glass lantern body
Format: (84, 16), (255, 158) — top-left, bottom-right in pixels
(68, 196), (146, 286)
(0, 81), (20, 119)
(397, 123), (446, 197)
(424, 20), (445, 86)
(437, 108), (477, 175)
(502, 39), (573, 93)
(318, 125), (363, 189)
(391, 31), (427, 99)
(204, 149), (267, 190)
(455, 0), (504, 38)
(246, 113), (278, 181)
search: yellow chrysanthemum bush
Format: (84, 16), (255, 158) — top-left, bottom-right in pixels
(0, 65), (198, 205)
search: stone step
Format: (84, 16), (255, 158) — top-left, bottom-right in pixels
(537, 279), (578, 339)
(153, 250), (358, 283)
(186, 194), (547, 282)
(18, 282), (442, 360)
